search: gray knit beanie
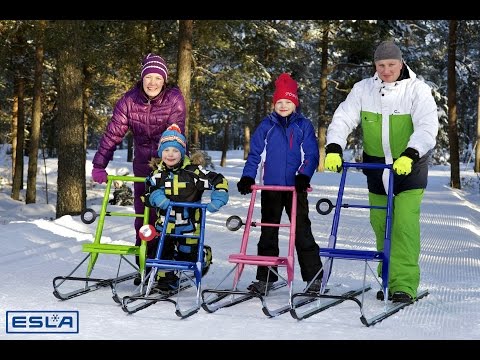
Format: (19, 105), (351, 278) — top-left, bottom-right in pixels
(374, 41), (402, 62)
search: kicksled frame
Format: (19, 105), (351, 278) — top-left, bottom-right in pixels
(121, 201), (209, 319)
(290, 162), (429, 326)
(202, 185), (319, 317)
(52, 175), (148, 303)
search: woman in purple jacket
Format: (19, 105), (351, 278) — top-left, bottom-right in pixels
(91, 53), (186, 284)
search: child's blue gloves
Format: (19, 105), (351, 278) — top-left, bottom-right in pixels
(148, 189), (170, 210)
(207, 190), (229, 213)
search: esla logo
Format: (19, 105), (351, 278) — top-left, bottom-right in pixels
(6, 311), (79, 334)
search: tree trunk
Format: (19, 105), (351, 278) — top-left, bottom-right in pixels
(220, 120), (230, 167)
(12, 76), (25, 200)
(475, 83), (480, 173)
(317, 22), (330, 172)
(244, 98), (261, 160)
(177, 20), (193, 140)
(447, 20), (461, 189)
(56, 20), (86, 218)
(82, 63), (92, 154)
(11, 80), (18, 185)
(192, 97), (200, 147)
(243, 125), (250, 159)
(26, 20), (46, 204)
(10, 28), (27, 196)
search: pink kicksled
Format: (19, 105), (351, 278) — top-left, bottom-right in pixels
(201, 184), (315, 317)
(229, 185), (297, 289)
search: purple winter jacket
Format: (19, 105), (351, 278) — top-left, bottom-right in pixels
(92, 83), (186, 177)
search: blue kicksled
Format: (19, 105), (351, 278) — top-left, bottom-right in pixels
(290, 162), (429, 326)
(121, 201), (209, 319)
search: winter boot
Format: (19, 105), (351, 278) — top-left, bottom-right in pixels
(133, 273), (142, 286)
(156, 272), (180, 294)
(133, 269), (151, 286)
(306, 279), (322, 294)
(247, 280), (275, 295)
(391, 291), (413, 303)
(376, 289), (393, 301)
(202, 245), (213, 276)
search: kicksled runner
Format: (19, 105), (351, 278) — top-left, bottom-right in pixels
(290, 162), (429, 326)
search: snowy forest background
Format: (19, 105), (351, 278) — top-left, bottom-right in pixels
(0, 20), (479, 219)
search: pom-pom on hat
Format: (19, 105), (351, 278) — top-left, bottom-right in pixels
(374, 41), (402, 62)
(141, 53), (168, 82)
(158, 124), (186, 158)
(272, 73), (299, 107)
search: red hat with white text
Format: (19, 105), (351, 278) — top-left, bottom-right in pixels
(272, 73), (299, 107)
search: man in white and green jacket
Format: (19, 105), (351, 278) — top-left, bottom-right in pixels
(324, 40), (439, 303)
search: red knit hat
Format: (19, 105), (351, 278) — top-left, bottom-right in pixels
(272, 73), (299, 107)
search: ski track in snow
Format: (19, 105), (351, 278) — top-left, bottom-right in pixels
(1, 153), (480, 340)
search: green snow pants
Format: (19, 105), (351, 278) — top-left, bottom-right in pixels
(369, 189), (424, 298)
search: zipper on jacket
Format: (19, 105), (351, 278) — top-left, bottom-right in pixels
(146, 98), (153, 149)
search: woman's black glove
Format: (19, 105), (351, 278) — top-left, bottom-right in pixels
(237, 176), (255, 195)
(295, 174), (310, 193)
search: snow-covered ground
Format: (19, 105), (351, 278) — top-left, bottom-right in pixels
(0, 148), (479, 340)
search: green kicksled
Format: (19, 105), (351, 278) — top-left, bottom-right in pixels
(52, 175), (149, 304)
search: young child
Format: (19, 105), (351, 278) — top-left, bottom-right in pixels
(237, 73), (323, 294)
(143, 124), (229, 293)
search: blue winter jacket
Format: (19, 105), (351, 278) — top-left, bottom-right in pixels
(242, 111), (319, 186)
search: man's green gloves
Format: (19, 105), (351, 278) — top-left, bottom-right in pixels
(325, 153), (343, 172)
(393, 156), (413, 175)
(324, 143), (343, 173)
(393, 147), (420, 176)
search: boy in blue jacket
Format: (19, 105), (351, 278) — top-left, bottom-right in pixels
(237, 73), (323, 294)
